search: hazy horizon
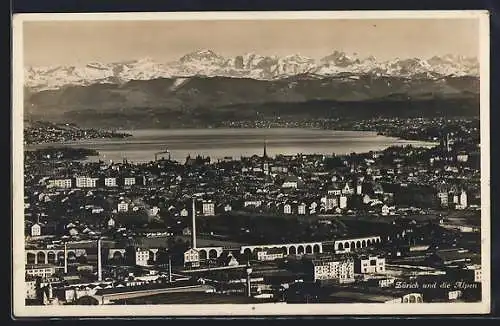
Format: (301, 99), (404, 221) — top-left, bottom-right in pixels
(23, 18), (479, 67)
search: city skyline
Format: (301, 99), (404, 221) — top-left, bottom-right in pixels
(23, 18), (479, 66)
(13, 11), (489, 316)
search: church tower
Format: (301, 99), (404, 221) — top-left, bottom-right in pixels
(263, 139), (268, 159)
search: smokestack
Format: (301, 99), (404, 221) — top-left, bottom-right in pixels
(246, 263), (253, 298)
(48, 283), (53, 300)
(64, 242), (68, 274)
(168, 256), (172, 283)
(192, 197), (197, 249)
(97, 238), (102, 282)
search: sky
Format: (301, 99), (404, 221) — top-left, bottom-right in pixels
(23, 18), (480, 67)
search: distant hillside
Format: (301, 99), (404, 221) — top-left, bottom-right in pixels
(24, 74), (479, 129)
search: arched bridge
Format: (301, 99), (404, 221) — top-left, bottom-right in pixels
(25, 248), (158, 265)
(196, 247), (224, 260)
(329, 235), (382, 253)
(240, 242), (323, 256)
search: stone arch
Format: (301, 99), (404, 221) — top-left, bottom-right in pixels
(344, 242), (350, 249)
(416, 296), (423, 303)
(263, 247), (269, 252)
(403, 296), (409, 303)
(351, 241), (355, 249)
(305, 245), (312, 254)
(199, 249), (207, 260)
(338, 242), (344, 250)
(27, 252), (36, 264)
(313, 244), (321, 253)
(75, 295), (100, 305)
(208, 249), (218, 259)
(362, 240), (367, 248)
(47, 251), (56, 264)
(67, 251), (77, 261)
(37, 251), (46, 264)
(367, 239), (372, 246)
(356, 241), (361, 248)
(289, 246), (297, 255)
(76, 255), (87, 264)
(243, 248), (252, 258)
(297, 245), (305, 254)
(57, 251), (65, 263)
(281, 246), (288, 255)
(376, 237), (381, 243)
(113, 251), (123, 260)
(409, 295), (417, 303)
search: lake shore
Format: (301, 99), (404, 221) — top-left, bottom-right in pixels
(24, 128), (438, 163)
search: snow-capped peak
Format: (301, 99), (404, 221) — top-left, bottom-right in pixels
(24, 50), (479, 91)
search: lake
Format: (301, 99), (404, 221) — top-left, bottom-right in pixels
(27, 128), (437, 163)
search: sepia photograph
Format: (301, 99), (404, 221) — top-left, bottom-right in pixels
(12, 11), (490, 316)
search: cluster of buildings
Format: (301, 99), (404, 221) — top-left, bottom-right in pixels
(22, 119), (482, 305)
(24, 120), (131, 145)
(25, 131), (480, 240)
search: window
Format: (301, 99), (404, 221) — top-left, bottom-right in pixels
(370, 259), (377, 266)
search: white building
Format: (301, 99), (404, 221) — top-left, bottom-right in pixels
(437, 191), (449, 207)
(75, 177), (99, 188)
(48, 178), (72, 189)
(457, 153), (469, 162)
(25, 278), (38, 300)
(123, 177), (136, 186)
(464, 264), (482, 282)
(339, 196), (348, 209)
(31, 223), (41, 237)
(381, 204), (390, 216)
(282, 176), (299, 189)
(309, 202), (318, 214)
(257, 248), (286, 261)
(184, 248), (200, 268)
(328, 188), (342, 196)
(117, 201), (129, 212)
(283, 204), (292, 215)
(135, 248), (151, 266)
(356, 183), (363, 195)
(26, 265), (58, 278)
(342, 183), (354, 195)
(322, 196), (338, 210)
(458, 190), (468, 209)
(244, 200), (262, 208)
(107, 217), (116, 228)
(104, 177), (117, 187)
(298, 203), (306, 215)
(355, 255), (386, 274)
(202, 201), (215, 216)
(308, 255), (355, 284)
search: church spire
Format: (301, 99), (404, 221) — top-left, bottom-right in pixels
(263, 139), (268, 159)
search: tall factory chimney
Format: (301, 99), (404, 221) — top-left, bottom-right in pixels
(97, 238), (102, 282)
(246, 262), (253, 298)
(191, 197), (197, 249)
(168, 256), (173, 283)
(64, 242), (68, 274)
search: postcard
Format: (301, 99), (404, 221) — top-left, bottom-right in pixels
(12, 10), (490, 317)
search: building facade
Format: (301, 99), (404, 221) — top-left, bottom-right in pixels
(184, 248), (200, 268)
(202, 201), (215, 216)
(307, 255), (355, 284)
(354, 255), (386, 274)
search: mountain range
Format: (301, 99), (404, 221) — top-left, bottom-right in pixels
(23, 50), (480, 128)
(25, 49), (479, 91)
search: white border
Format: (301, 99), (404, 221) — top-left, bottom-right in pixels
(12, 10), (491, 317)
